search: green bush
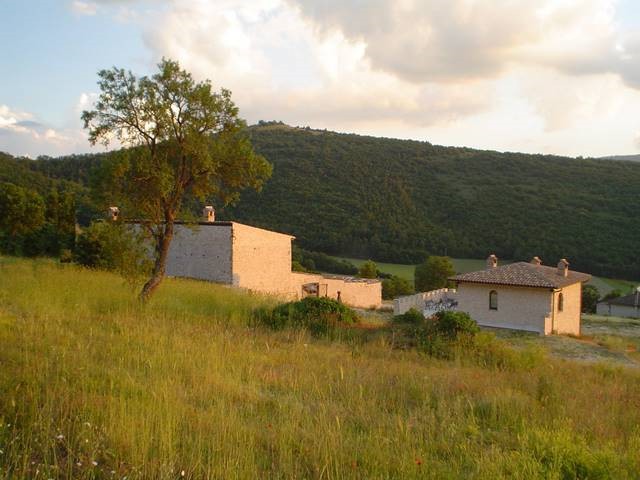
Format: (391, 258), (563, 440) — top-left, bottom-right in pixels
(74, 221), (151, 282)
(382, 275), (414, 299)
(256, 296), (358, 336)
(431, 310), (480, 339)
(393, 307), (424, 325)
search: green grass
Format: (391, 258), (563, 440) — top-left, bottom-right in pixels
(337, 256), (638, 295)
(2, 257), (640, 478)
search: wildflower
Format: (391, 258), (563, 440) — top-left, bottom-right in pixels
(415, 458), (423, 466)
(181, 470), (186, 477)
(92, 461), (98, 467)
(56, 434), (64, 440)
(77, 462), (82, 467)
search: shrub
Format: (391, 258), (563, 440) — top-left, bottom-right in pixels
(393, 308), (424, 325)
(430, 310), (479, 339)
(358, 260), (378, 279)
(256, 296), (358, 336)
(59, 248), (73, 263)
(581, 284), (599, 313)
(414, 256), (455, 292)
(382, 275), (414, 299)
(74, 221), (151, 282)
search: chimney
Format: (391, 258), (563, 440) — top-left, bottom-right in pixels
(635, 287), (640, 308)
(108, 206), (119, 222)
(530, 256), (542, 266)
(557, 259), (569, 277)
(203, 205), (215, 223)
(486, 254), (498, 269)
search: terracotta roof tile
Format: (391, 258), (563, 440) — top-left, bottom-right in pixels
(450, 262), (591, 289)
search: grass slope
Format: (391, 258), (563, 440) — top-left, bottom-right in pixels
(2, 258), (640, 478)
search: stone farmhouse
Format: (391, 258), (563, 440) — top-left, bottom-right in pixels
(597, 289), (640, 318)
(154, 207), (381, 309)
(450, 255), (591, 335)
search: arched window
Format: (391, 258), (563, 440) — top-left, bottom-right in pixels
(558, 293), (564, 312)
(489, 290), (498, 310)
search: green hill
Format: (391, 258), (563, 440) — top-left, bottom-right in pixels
(2, 123), (639, 279)
(228, 124), (640, 279)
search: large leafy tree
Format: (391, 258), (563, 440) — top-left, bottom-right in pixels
(82, 58), (272, 300)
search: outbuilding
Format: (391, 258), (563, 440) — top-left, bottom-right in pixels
(596, 290), (640, 318)
(450, 255), (591, 335)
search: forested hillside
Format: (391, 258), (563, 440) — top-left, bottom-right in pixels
(229, 123), (640, 279)
(2, 123), (639, 278)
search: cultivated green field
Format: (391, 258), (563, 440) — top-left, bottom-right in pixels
(2, 258), (640, 479)
(338, 257), (638, 295)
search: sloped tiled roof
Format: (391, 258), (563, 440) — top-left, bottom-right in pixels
(450, 262), (591, 289)
(600, 292), (640, 307)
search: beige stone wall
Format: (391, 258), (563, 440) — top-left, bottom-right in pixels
(456, 283), (553, 334)
(165, 224), (233, 283)
(289, 272), (382, 309)
(162, 221), (381, 309)
(393, 289), (457, 316)
(231, 222), (295, 295)
(551, 282), (582, 335)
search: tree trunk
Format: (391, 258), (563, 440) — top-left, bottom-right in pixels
(139, 221), (174, 302)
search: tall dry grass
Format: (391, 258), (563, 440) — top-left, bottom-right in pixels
(1, 257), (639, 479)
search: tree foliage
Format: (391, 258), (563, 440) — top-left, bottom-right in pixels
(0, 182), (45, 236)
(74, 221), (151, 282)
(382, 275), (414, 299)
(415, 256), (455, 292)
(82, 58), (271, 300)
(358, 260), (378, 279)
(581, 284), (600, 314)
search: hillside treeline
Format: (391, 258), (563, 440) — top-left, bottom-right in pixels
(1, 123), (639, 279)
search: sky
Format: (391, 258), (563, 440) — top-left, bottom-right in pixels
(1, 0), (640, 158)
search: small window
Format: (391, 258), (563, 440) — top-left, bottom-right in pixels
(558, 293), (564, 312)
(489, 290), (498, 310)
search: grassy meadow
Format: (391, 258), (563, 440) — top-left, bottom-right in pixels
(338, 256), (638, 295)
(2, 257), (640, 478)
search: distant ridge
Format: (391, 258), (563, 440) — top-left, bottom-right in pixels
(600, 154), (640, 162)
(2, 122), (640, 280)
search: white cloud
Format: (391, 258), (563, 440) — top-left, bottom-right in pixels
(71, 1), (98, 16)
(0, 103), (98, 158)
(9, 0), (640, 158)
(287, 0), (640, 90)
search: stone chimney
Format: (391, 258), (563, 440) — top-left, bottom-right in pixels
(557, 259), (569, 277)
(486, 254), (498, 269)
(108, 206), (119, 222)
(530, 256), (542, 266)
(203, 205), (215, 223)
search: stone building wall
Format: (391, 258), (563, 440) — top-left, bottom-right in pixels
(456, 283), (553, 334)
(162, 222), (382, 309)
(165, 224), (233, 284)
(597, 303), (640, 318)
(551, 282), (582, 335)
(231, 222), (295, 296)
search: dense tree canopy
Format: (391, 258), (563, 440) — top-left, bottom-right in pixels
(415, 256), (455, 292)
(3, 122), (640, 282)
